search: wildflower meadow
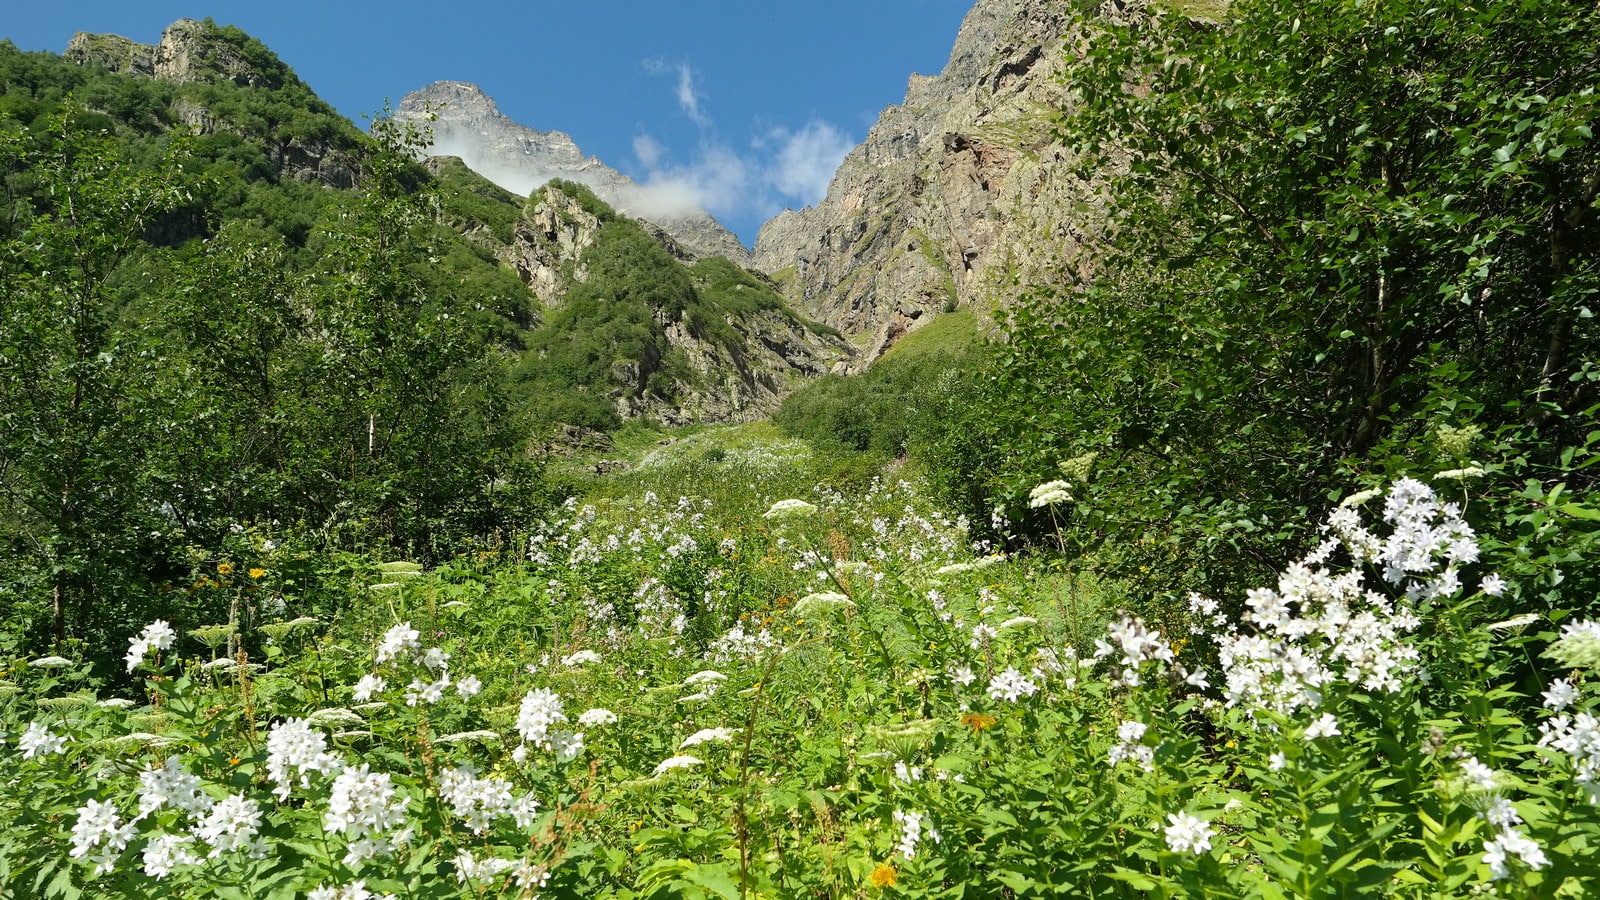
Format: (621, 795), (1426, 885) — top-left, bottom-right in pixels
(2, 434), (1598, 899)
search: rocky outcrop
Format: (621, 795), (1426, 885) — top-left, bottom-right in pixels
(65, 20), (359, 189)
(754, 0), (1097, 360)
(64, 32), (154, 77)
(151, 18), (268, 87)
(394, 81), (752, 266)
(516, 182), (851, 424)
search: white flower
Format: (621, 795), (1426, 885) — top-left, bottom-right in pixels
(455, 849), (516, 884)
(559, 649), (601, 667)
(265, 718), (342, 799)
(421, 647), (451, 672)
(1268, 751), (1287, 771)
(193, 794), (262, 857)
(125, 638), (150, 672)
(404, 676), (449, 706)
(1480, 573), (1507, 597)
(142, 620), (176, 651)
(763, 498), (818, 520)
(1303, 713), (1341, 741)
(325, 764), (409, 865)
(682, 670), (726, 687)
(577, 708), (618, 727)
(987, 667), (1039, 703)
(352, 674), (386, 703)
(454, 674), (482, 698)
(793, 591), (854, 616)
(141, 833), (201, 879)
(1109, 720), (1155, 771)
(97, 698), (136, 709)
(653, 754), (704, 776)
(948, 665), (976, 687)
(680, 727), (738, 749)
(1028, 480), (1073, 508)
(138, 756), (213, 819)
(892, 809), (937, 859)
(17, 722), (67, 759)
(1483, 827), (1548, 880)
(1163, 811), (1214, 855)
(375, 623), (420, 664)
(1543, 678), (1578, 711)
(70, 799), (138, 875)
(29, 655), (74, 668)
(1487, 612), (1539, 632)
(1460, 756), (1497, 791)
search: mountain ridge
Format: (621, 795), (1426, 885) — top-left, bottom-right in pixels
(394, 80), (753, 266)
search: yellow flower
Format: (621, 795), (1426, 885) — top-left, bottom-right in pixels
(870, 863), (898, 888)
(961, 712), (997, 733)
(216, 562), (234, 576)
(248, 568), (266, 579)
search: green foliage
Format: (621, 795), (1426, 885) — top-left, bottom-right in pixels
(431, 156), (522, 244)
(0, 84), (553, 667)
(951, 0), (1599, 602)
(3, 459), (1598, 897)
(776, 341), (984, 460)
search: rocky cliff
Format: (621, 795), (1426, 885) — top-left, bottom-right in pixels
(754, 0), (1097, 361)
(65, 19), (360, 189)
(395, 81), (752, 266)
(516, 182), (850, 425)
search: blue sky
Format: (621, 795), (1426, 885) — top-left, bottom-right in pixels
(5, 1), (975, 245)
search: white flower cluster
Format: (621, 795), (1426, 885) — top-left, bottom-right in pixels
(265, 718), (342, 799)
(138, 756), (212, 819)
(125, 620), (177, 672)
(438, 765), (540, 835)
(1202, 480), (1470, 721)
(653, 754), (704, 776)
(1538, 711), (1600, 804)
(1163, 811), (1214, 855)
(307, 881), (396, 900)
(891, 809), (939, 859)
(374, 622), (420, 664)
(515, 687), (584, 759)
(17, 721), (68, 759)
(1482, 827), (1549, 880)
(1028, 480), (1073, 508)
(1108, 720), (1155, 771)
(680, 727), (738, 749)
(987, 667), (1040, 703)
(324, 764), (411, 866)
(70, 799), (138, 875)
(705, 622), (780, 664)
(1094, 614), (1175, 688)
(192, 795), (264, 857)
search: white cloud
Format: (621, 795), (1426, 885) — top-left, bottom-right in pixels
(644, 58), (709, 127)
(631, 142), (754, 221)
(766, 121), (854, 206)
(633, 133), (665, 169)
(627, 120), (853, 224)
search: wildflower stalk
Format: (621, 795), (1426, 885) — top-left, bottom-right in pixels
(736, 635), (824, 900)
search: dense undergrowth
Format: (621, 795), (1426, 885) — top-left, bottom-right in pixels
(3, 424), (1600, 897)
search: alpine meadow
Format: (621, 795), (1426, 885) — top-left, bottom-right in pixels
(1, 0), (1598, 897)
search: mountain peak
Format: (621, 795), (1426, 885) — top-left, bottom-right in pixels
(395, 80), (751, 265)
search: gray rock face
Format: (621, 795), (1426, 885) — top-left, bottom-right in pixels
(754, 0), (1097, 361)
(394, 81), (752, 266)
(64, 32), (155, 77)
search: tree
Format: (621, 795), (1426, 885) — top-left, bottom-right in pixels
(984, 0), (1598, 597)
(0, 111), (190, 648)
